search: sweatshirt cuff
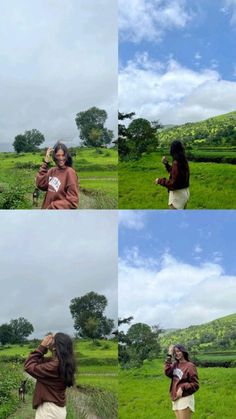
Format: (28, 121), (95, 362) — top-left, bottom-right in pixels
(37, 345), (48, 355)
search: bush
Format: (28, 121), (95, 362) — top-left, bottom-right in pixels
(0, 187), (28, 209)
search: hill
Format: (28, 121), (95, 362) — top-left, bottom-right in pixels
(158, 110), (236, 147)
(160, 313), (236, 352)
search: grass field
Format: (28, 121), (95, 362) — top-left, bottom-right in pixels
(119, 151), (236, 209)
(0, 147), (118, 209)
(119, 358), (236, 419)
(0, 339), (118, 419)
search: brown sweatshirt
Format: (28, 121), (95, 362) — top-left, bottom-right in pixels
(24, 345), (66, 409)
(158, 160), (189, 191)
(164, 358), (199, 401)
(36, 162), (79, 209)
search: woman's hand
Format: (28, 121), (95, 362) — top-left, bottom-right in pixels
(168, 344), (174, 356)
(154, 178), (159, 184)
(45, 147), (54, 163)
(40, 334), (54, 349)
(176, 387), (183, 399)
(162, 156), (168, 164)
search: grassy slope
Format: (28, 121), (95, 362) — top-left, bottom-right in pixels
(119, 151), (236, 209)
(119, 359), (236, 419)
(160, 313), (236, 351)
(0, 148), (118, 209)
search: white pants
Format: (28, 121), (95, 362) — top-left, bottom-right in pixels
(35, 402), (67, 419)
(172, 395), (195, 412)
(168, 188), (190, 209)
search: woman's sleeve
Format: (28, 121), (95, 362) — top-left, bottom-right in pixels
(24, 345), (59, 379)
(164, 162), (172, 173)
(164, 357), (175, 378)
(36, 162), (50, 191)
(181, 364), (199, 395)
(157, 161), (179, 190)
(47, 170), (79, 210)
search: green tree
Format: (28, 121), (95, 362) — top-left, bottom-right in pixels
(70, 291), (114, 339)
(118, 111), (135, 160)
(127, 118), (157, 157)
(13, 129), (45, 153)
(0, 323), (14, 345)
(75, 107), (113, 147)
(9, 317), (34, 343)
(119, 321), (162, 368)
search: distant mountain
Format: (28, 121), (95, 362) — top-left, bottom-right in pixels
(158, 111), (236, 147)
(160, 313), (236, 352)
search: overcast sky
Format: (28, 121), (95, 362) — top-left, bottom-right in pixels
(119, 0), (236, 125)
(119, 210), (236, 330)
(0, 0), (117, 151)
(0, 211), (117, 338)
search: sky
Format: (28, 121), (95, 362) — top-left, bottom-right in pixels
(0, 0), (117, 151)
(0, 211), (117, 338)
(119, 210), (236, 330)
(119, 0), (236, 125)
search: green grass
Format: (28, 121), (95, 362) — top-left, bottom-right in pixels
(0, 339), (118, 418)
(119, 358), (236, 418)
(119, 151), (236, 209)
(0, 147), (118, 209)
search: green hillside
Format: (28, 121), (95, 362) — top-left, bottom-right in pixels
(160, 313), (236, 353)
(158, 110), (236, 147)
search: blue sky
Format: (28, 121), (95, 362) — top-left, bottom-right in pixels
(119, 210), (236, 329)
(119, 0), (236, 125)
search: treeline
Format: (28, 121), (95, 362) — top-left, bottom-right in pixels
(0, 291), (114, 345)
(160, 313), (236, 353)
(13, 107), (114, 153)
(119, 109), (236, 162)
(158, 111), (236, 147)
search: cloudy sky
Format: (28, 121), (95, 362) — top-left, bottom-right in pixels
(0, 211), (117, 338)
(0, 0), (117, 151)
(119, 210), (236, 330)
(119, 0), (236, 125)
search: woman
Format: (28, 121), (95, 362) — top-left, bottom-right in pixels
(155, 140), (190, 209)
(164, 344), (199, 419)
(24, 333), (76, 419)
(36, 142), (79, 209)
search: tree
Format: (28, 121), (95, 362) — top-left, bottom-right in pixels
(0, 324), (14, 345)
(9, 317), (34, 343)
(70, 291), (114, 339)
(118, 111), (135, 159)
(75, 107), (113, 147)
(127, 118), (157, 157)
(119, 321), (162, 368)
(13, 129), (45, 153)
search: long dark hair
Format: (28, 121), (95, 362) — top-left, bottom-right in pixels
(174, 344), (190, 361)
(54, 333), (76, 387)
(53, 142), (73, 167)
(170, 140), (189, 174)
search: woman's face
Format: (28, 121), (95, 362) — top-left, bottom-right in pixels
(55, 149), (66, 168)
(174, 348), (185, 361)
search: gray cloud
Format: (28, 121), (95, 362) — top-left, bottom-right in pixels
(0, 0), (117, 150)
(0, 210), (118, 338)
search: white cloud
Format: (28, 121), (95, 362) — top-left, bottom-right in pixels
(119, 55), (236, 124)
(0, 0), (117, 148)
(221, 0), (236, 24)
(119, 210), (145, 230)
(119, 0), (191, 43)
(119, 250), (236, 329)
(194, 244), (202, 253)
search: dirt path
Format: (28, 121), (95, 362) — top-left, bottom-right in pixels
(8, 394), (34, 419)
